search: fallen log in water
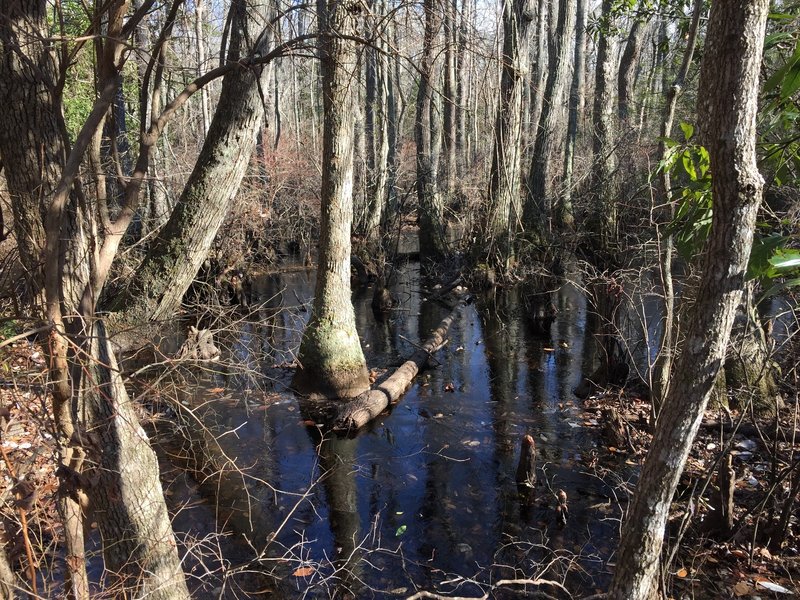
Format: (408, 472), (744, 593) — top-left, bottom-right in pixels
(333, 297), (467, 432)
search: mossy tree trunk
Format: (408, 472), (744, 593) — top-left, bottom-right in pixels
(293, 0), (370, 399)
(108, 0), (275, 321)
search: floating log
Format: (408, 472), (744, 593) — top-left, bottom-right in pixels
(333, 298), (466, 432)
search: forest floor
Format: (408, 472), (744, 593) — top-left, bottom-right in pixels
(579, 389), (800, 598)
(1, 336), (799, 598)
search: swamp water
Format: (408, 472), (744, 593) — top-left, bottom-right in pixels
(155, 262), (643, 598)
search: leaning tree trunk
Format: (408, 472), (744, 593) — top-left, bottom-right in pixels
(293, 0), (370, 399)
(525, 0), (576, 238)
(483, 0), (535, 273)
(416, 0), (448, 262)
(109, 0), (275, 322)
(608, 1), (769, 597)
(81, 321), (190, 599)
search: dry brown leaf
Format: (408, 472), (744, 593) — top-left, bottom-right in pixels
(292, 566), (314, 577)
(733, 581), (751, 597)
(209, 387), (225, 394)
(676, 568), (688, 578)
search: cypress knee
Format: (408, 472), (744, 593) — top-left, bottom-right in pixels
(516, 434), (536, 487)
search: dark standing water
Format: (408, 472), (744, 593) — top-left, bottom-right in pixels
(165, 262), (633, 598)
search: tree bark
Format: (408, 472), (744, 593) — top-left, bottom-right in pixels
(608, 2), (769, 597)
(82, 321), (190, 599)
(416, 0), (448, 262)
(617, 8), (649, 127)
(361, 0), (390, 251)
(589, 0), (619, 262)
(525, 0), (576, 237)
(0, 0), (89, 312)
(0, 541), (16, 600)
(293, 0), (370, 399)
(441, 0), (458, 197)
(109, 0), (275, 321)
(483, 0), (535, 272)
(194, 0), (210, 136)
(455, 0), (470, 178)
(559, 0), (587, 229)
(528, 0), (548, 159)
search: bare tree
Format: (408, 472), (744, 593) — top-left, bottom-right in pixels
(653, 0), (703, 409)
(416, 0), (448, 262)
(560, 0), (587, 229)
(361, 0), (390, 252)
(441, 0), (458, 196)
(589, 0), (619, 261)
(526, 0), (576, 237)
(617, 4), (649, 128)
(483, 0), (535, 272)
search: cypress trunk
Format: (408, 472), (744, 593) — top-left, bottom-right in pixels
(293, 0), (370, 399)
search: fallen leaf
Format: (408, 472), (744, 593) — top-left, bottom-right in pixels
(676, 568), (688, 578)
(209, 387), (225, 394)
(292, 566), (314, 577)
(395, 525), (407, 537)
(733, 581), (751, 596)
(756, 546), (773, 560)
